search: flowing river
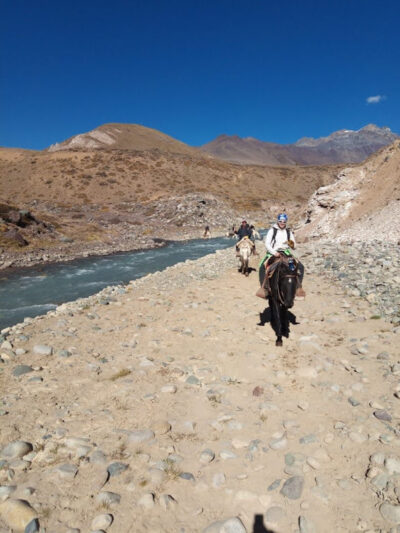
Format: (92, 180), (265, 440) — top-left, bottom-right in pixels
(0, 234), (265, 331)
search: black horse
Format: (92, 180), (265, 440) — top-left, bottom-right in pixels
(268, 255), (298, 346)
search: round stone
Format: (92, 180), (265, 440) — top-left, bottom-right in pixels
(280, 476), (304, 500)
(265, 506), (286, 524)
(95, 492), (121, 506)
(0, 499), (37, 531)
(33, 345), (53, 356)
(138, 493), (155, 509)
(91, 513), (113, 530)
(152, 421), (171, 435)
(380, 502), (400, 523)
(1, 441), (33, 460)
(128, 429), (155, 444)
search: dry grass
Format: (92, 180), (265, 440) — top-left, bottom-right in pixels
(109, 368), (131, 381)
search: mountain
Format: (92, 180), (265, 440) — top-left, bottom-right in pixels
(201, 125), (399, 166)
(47, 123), (202, 158)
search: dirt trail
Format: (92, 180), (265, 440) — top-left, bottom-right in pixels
(0, 252), (399, 532)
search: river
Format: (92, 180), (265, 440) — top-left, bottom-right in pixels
(0, 234), (265, 331)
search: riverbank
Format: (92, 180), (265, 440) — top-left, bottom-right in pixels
(0, 226), (232, 273)
(1, 242), (400, 532)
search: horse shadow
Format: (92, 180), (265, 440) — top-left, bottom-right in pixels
(238, 266), (257, 275)
(257, 299), (299, 338)
(252, 514), (276, 533)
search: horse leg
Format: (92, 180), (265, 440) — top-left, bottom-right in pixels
(271, 298), (283, 346)
(281, 307), (289, 338)
(245, 258), (249, 276)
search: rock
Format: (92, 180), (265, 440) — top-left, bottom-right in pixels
(371, 452), (385, 465)
(12, 366), (34, 377)
(200, 449), (215, 464)
(148, 468), (166, 485)
(138, 493), (155, 509)
(269, 434), (287, 450)
(300, 434), (317, 445)
(186, 375), (200, 385)
(0, 485), (17, 502)
(374, 409), (392, 422)
(159, 494), (177, 510)
(152, 420), (171, 435)
(0, 499), (37, 531)
(90, 450), (107, 464)
(128, 429), (155, 444)
(1, 441), (33, 460)
(32, 345), (52, 356)
(202, 517), (247, 533)
(265, 506), (286, 524)
(91, 514), (113, 530)
(385, 457), (400, 475)
(58, 350), (72, 358)
(25, 518), (40, 533)
(3, 228), (28, 246)
(348, 397), (360, 407)
(96, 492), (121, 506)
(54, 463), (78, 480)
(107, 462), (128, 477)
(212, 473), (226, 488)
(179, 472), (195, 481)
(280, 476), (304, 500)
(349, 432), (367, 443)
(161, 385), (177, 394)
(380, 502), (400, 523)
(232, 438), (249, 449)
(268, 479), (281, 491)
(299, 515), (316, 533)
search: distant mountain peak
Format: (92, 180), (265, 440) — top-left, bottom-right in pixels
(202, 124), (399, 166)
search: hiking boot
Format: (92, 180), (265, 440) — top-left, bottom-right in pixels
(296, 287), (306, 298)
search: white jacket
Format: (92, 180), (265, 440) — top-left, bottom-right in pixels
(265, 224), (295, 255)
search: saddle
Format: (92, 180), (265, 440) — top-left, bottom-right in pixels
(256, 252), (297, 299)
(237, 236), (254, 249)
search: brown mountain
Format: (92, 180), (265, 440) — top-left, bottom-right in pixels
(201, 125), (399, 165)
(47, 123), (202, 158)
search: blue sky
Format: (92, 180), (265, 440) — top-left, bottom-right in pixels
(1, 0), (399, 150)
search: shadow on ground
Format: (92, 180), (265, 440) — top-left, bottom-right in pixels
(257, 303), (299, 339)
(252, 514), (276, 533)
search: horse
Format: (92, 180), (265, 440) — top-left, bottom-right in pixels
(237, 237), (253, 276)
(267, 254), (298, 346)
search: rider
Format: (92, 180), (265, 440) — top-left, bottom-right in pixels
(259, 213), (305, 297)
(235, 219), (253, 252)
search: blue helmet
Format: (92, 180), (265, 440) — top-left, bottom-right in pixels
(277, 213), (288, 223)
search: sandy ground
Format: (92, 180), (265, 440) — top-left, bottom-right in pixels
(1, 251), (400, 532)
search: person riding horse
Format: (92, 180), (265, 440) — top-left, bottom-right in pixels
(259, 213), (305, 297)
(235, 220), (254, 254)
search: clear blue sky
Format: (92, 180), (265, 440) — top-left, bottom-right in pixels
(1, 0), (399, 150)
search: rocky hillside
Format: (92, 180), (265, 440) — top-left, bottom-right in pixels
(0, 144), (341, 268)
(297, 141), (400, 242)
(201, 125), (399, 166)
